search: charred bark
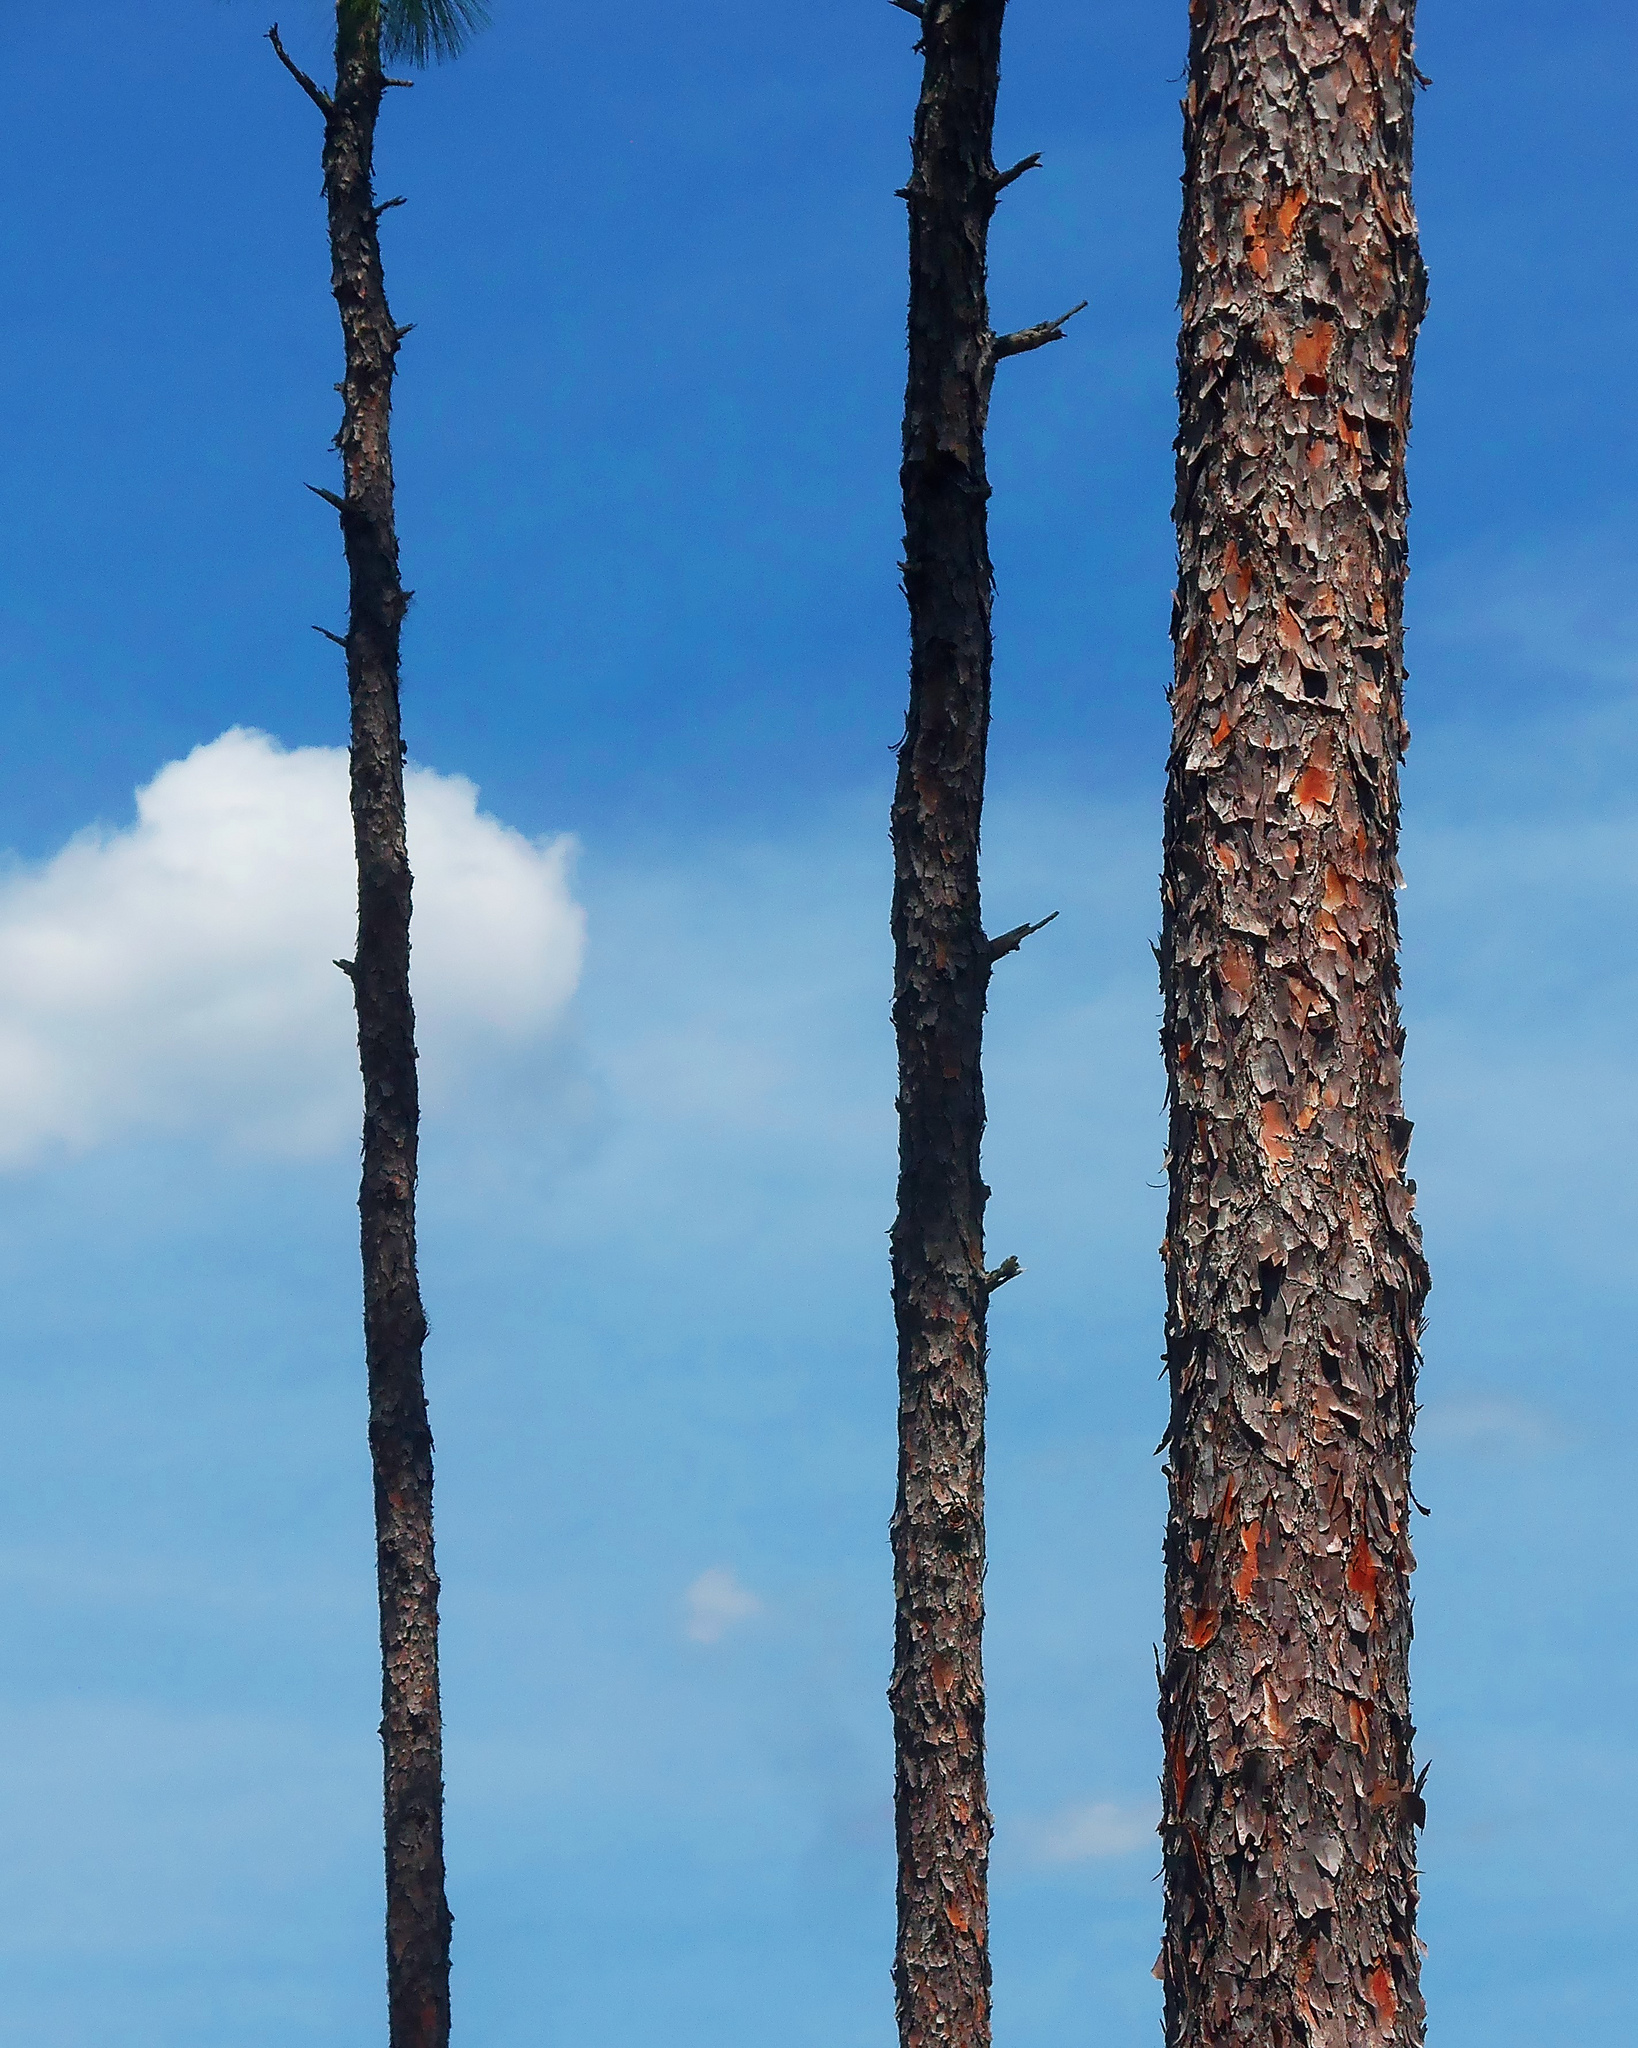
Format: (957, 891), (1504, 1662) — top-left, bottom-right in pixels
(889, 7), (1070, 2045)
(1159, 6), (1430, 2046)
(270, 14), (450, 2046)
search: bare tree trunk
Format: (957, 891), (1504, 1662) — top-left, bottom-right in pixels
(270, 15), (450, 2045)
(1158, 5), (1430, 2045)
(889, 7), (1073, 2044)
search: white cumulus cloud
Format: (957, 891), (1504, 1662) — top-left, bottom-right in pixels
(0, 728), (584, 1166)
(682, 1567), (762, 1645)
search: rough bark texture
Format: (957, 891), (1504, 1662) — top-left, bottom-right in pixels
(889, 8), (1009, 2045)
(278, 12), (451, 2045)
(1159, 5), (1430, 2047)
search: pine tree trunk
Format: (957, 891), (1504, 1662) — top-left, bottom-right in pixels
(890, 8), (1009, 2044)
(279, 11), (452, 2043)
(1159, 5), (1430, 2046)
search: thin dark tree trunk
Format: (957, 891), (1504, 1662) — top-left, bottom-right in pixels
(889, 8), (1072, 2044)
(270, 15), (450, 2046)
(1159, 5), (1430, 2045)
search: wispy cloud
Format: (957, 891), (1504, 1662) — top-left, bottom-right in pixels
(0, 728), (584, 1167)
(1417, 1395), (1567, 1455)
(683, 1567), (763, 1646)
(1013, 1799), (1155, 1867)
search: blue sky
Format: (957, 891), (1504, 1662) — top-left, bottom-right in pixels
(0, 2), (1632, 2043)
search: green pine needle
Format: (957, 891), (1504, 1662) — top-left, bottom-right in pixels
(368, 0), (492, 65)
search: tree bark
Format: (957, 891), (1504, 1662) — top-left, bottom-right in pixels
(889, 7), (1018, 2045)
(275, 11), (451, 2045)
(1159, 6), (1429, 2047)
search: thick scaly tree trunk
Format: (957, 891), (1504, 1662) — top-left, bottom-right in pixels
(270, 15), (451, 2046)
(1158, 5), (1430, 2045)
(889, 7), (1072, 2044)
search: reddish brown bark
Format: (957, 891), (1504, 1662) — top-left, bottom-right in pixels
(269, 14), (450, 2046)
(889, 7), (1072, 2046)
(1159, 5), (1430, 2046)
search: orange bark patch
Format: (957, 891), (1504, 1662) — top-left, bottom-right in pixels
(945, 1895), (970, 1934)
(1243, 203), (1270, 275)
(1212, 711), (1233, 748)
(1368, 1961), (1398, 2033)
(1348, 1533), (1380, 1623)
(931, 1653), (958, 1701)
(1285, 319), (1337, 398)
(1183, 1607), (1221, 1649)
(1209, 585), (1230, 623)
(1294, 1946), (1319, 2038)
(1245, 187), (1306, 275)
(1323, 865), (1347, 911)
(1294, 746), (1338, 819)
(1233, 1520), (1262, 1603)
(1348, 1696), (1372, 1751)
(1259, 1100), (1294, 1172)
(1214, 842), (1238, 871)
(1276, 186), (1307, 246)
(1223, 539), (1254, 607)
(1220, 943), (1254, 1002)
